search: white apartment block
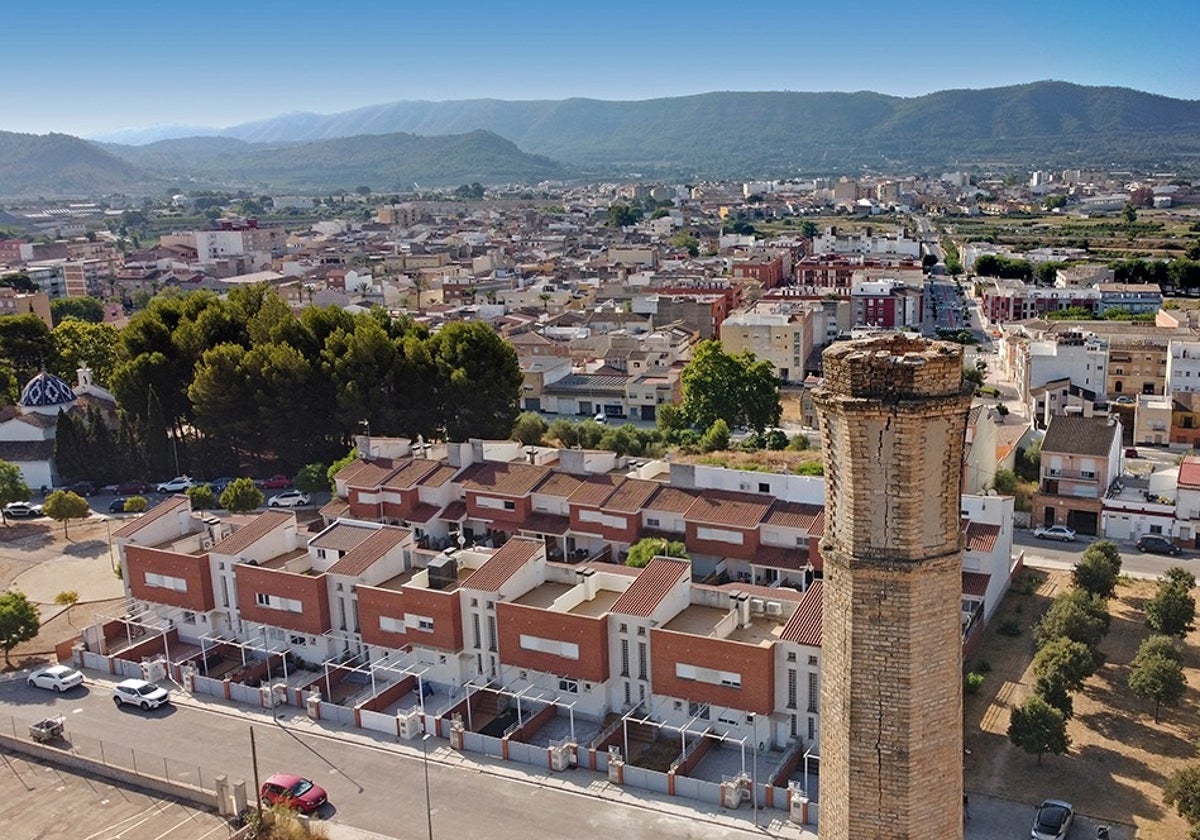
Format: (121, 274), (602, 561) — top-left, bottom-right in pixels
(721, 304), (818, 383)
(1167, 340), (1200, 395)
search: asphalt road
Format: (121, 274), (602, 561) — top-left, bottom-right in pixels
(1015, 529), (1191, 580)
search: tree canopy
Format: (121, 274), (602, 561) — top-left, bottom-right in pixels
(680, 340), (781, 433)
(1034, 588), (1111, 652)
(1147, 578), (1197, 638)
(1007, 694), (1070, 765)
(42, 490), (90, 538)
(0, 460), (30, 525)
(626, 537), (688, 569)
(0, 590), (39, 666)
(50, 296), (104, 326)
(220, 478), (263, 514)
(1072, 540), (1122, 598)
(1129, 641), (1186, 723)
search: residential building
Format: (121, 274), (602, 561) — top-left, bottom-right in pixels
(1166, 339), (1200, 395)
(0, 288), (51, 327)
(720, 304), (818, 383)
(1032, 415), (1123, 535)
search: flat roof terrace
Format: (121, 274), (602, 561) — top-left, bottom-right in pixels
(661, 604), (784, 647)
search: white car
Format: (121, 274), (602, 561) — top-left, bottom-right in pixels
(3, 501), (43, 518)
(268, 489), (311, 508)
(156, 476), (195, 494)
(27, 665), (85, 692)
(112, 678), (170, 709)
(1033, 525), (1077, 542)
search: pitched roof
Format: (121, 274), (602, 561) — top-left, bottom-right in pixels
(964, 521), (1000, 553)
(457, 461), (551, 497)
(519, 512), (571, 535)
(406, 503), (441, 523)
(685, 489), (773, 528)
(962, 571), (990, 598)
(602, 478), (660, 513)
(1180, 455), (1200, 489)
(339, 457), (397, 489)
(112, 494), (191, 540)
(611, 557), (689, 617)
(1041, 415), (1119, 458)
(212, 509), (293, 556)
(421, 464), (459, 487)
(440, 500), (467, 521)
(462, 537), (544, 592)
(762, 501), (824, 530)
(382, 458), (442, 490)
(568, 474), (622, 507)
(645, 485), (701, 515)
(779, 581), (823, 646)
(328, 526), (411, 576)
(535, 471), (587, 498)
(320, 498), (350, 519)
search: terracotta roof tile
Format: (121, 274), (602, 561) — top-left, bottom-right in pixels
(421, 464), (459, 487)
(1180, 455), (1200, 489)
(328, 526), (411, 576)
(962, 571), (990, 598)
(112, 495), (192, 540)
(762, 501), (824, 530)
(440, 500), (467, 521)
(382, 459), (442, 490)
(611, 557), (689, 617)
(340, 458), (398, 489)
(684, 489), (773, 528)
(405, 503), (441, 523)
(645, 485), (701, 515)
(212, 510), (294, 556)
(457, 461), (552, 497)
(602, 478), (660, 513)
(568, 475), (622, 507)
(1041, 415), (1119, 458)
(964, 521), (1000, 553)
(519, 513), (571, 535)
(462, 537), (544, 592)
(779, 581), (822, 646)
(535, 472), (587, 498)
(753, 545), (810, 570)
(320, 498), (350, 518)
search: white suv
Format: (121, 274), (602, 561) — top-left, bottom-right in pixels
(268, 489), (311, 508)
(113, 678), (170, 710)
(156, 476), (195, 494)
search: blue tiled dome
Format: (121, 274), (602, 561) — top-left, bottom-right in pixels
(18, 372), (76, 408)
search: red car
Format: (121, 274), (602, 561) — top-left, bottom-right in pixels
(258, 474), (292, 490)
(260, 773), (327, 814)
(115, 480), (150, 495)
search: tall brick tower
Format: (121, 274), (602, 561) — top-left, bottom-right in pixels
(812, 335), (973, 840)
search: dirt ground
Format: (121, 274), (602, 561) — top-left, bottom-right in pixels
(0, 518), (123, 670)
(965, 568), (1200, 838)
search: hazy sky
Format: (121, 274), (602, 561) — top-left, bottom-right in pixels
(10, 0), (1199, 137)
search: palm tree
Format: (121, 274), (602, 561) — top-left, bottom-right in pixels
(410, 275), (427, 311)
(538, 293), (552, 312)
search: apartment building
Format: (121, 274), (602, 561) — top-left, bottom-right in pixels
(0, 288), (51, 326)
(849, 279), (923, 330)
(1031, 415), (1123, 535)
(63, 258), (112, 298)
(1165, 339), (1200, 395)
(720, 304), (818, 383)
(113, 437), (1016, 752)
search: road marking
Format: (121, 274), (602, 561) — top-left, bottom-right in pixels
(150, 808), (207, 840)
(80, 802), (167, 840)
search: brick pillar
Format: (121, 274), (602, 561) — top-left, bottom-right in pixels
(813, 336), (971, 840)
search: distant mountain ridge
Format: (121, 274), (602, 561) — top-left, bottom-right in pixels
(0, 132), (159, 198)
(92, 81), (1200, 176)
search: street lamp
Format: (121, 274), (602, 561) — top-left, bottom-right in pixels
(422, 728), (434, 840)
(747, 712), (758, 827)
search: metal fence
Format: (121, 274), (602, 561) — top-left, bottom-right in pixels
(321, 703), (356, 727)
(192, 674), (224, 699)
(623, 764), (671, 795)
(359, 708), (396, 736)
(673, 775), (722, 805)
(228, 681), (260, 706)
(2, 713), (218, 793)
(506, 739), (542, 768)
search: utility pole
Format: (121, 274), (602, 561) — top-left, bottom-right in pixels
(250, 726), (262, 815)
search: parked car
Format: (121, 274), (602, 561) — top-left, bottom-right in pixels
(27, 665), (85, 693)
(260, 773), (327, 814)
(1030, 799), (1073, 840)
(258, 474), (292, 490)
(207, 477), (236, 493)
(1124, 447), (1139, 459)
(156, 476), (195, 494)
(112, 678), (170, 710)
(63, 480), (96, 497)
(1136, 534), (1182, 556)
(114, 480), (150, 495)
(268, 489), (311, 508)
(108, 497), (130, 513)
(1033, 525), (1077, 542)
(3, 501), (43, 519)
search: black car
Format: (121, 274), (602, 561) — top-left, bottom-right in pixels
(109, 497), (129, 513)
(63, 480), (95, 496)
(1136, 535), (1182, 556)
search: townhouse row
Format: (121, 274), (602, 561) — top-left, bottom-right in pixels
(110, 436), (1016, 752)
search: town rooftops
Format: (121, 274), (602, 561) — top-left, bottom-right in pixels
(645, 485), (701, 514)
(964, 521), (1000, 553)
(762, 501), (824, 530)
(461, 536), (544, 592)
(535, 471), (586, 498)
(339, 457), (397, 489)
(211, 509), (294, 556)
(311, 520), (383, 552)
(610, 556), (689, 617)
(685, 489), (774, 527)
(1041, 415), (1119, 458)
(568, 475), (623, 507)
(382, 458), (442, 490)
(112, 495), (192, 540)
(601, 478), (661, 512)
(1179, 455), (1200, 489)
(457, 460), (551, 497)
(328, 526), (411, 577)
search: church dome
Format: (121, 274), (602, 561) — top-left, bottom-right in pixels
(19, 371), (77, 408)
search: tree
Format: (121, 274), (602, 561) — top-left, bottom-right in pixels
(1033, 672), (1074, 720)
(607, 204), (641, 227)
(1007, 695), (1069, 765)
(1146, 580), (1197, 638)
(327, 449), (358, 489)
(626, 538), (688, 569)
(1166, 567), (1197, 590)
(124, 495), (147, 513)
(52, 318), (122, 389)
(0, 590), (39, 667)
(699, 419), (731, 453)
(219, 478), (263, 514)
(185, 484), (216, 511)
(1032, 636), (1098, 692)
(921, 253), (938, 271)
(669, 231), (700, 257)
(0, 313), (57, 382)
(991, 468), (1018, 496)
(547, 419), (578, 448)
(1034, 589), (1111, 652)
(42, 490), (90, 538)
(680, 340), (781, 432)
(294, 463), (330, 494)
(1129, 644), (1187, 723)
(430, 321), (523, 441)
(511, 412), (548, 447)
(50, 296), (104, 325)
(1165, 763), (1200, 826)
(1123, 203), (1138, 224)
(1072, 540), (1122, 598)
(0, 460), (31, 526)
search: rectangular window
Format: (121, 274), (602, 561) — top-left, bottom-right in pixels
(487, 615), (497, 652)
(519, 634), (580, 660)
(758, 482), (770, 493)
(620, 639), (629, 677)
(503, 501), (515, 511)
(380, 615), (405, 633)
(417, 618), (434, 632)
(687, 701), (710, 720)
(289, 634), (308, 646)
(256, 592), (270, 606)
(696, 526), (744, 545)
(182, 611), (196, 625)
(471, 613), (481, 649)
(787, 668), (797, 709)
(807, 716), (816, 741)
(807, 671), (819, 713)
(558, 678), (579, 694)
(145, 572), (187, 592)
(637, 642), (647, 680)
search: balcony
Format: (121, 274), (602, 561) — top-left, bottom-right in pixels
(1043, 469), (1100, 482)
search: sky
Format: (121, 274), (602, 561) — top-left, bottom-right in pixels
(9, 0), (1200, 137)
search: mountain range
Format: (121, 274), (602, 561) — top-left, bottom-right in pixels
(5, 82), (1200, 198)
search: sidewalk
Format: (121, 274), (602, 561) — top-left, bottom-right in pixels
(80, 668), (817, 840)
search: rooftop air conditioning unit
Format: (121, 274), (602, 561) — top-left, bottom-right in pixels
(750, 598), (765, 613)
(766, 602), (783, 617)
(201, 537), (214, 550)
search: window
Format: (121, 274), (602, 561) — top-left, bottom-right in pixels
(758, 482), (770, 494)
(786, 652), (797, 663)
(145, 572), (187, 592)
(637, 642), (647, 680)
(289, 634), (308, 646)
(558, 678), (579, 694)
(688, 701), (710, 720)
(182, 611), (196, 625)
(618, 623), (628, 634)
(636, 626), (646, 637)
(787, 668), (798, 709)
(520, 634), (579, 659)
(470, 598), (478, 607)
(807, 716), (816, 741)
(808, 655), (818, 666)
(503, 501), (515, 511)
(380, 615), (405, 633)
(807, 671), (819, 713)
(487, 615), (497, 652)
(471, 613), (481, 649)
(417, 618), (434, 632)
(624, 681), (631, 705)
(620, 639), (629, 677)
(256, 592), (271, 606)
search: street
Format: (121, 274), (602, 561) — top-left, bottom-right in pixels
(1014, 529), (1192, 580)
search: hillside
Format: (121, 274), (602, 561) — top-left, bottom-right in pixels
(0, 132), (158, 198)
(214, 81), (1200, 175)
(104, 129), (566, 190)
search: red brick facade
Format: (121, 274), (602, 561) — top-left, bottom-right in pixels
(357, 584), (464, 652)
(125, 545), (215, 612)
(235, 565), (331, 634)
(568, 505), (640, 544)
(466, 491), (531, 526)
(650, 629), (774, 715)
(684, 522), (761, 561)
(496, 602), (609, 682)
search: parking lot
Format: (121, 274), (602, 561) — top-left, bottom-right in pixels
(0, 752), (233, 840)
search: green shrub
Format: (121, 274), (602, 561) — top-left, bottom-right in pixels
(965, 673), (986, 694)
(998, 619), (1022, 637)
